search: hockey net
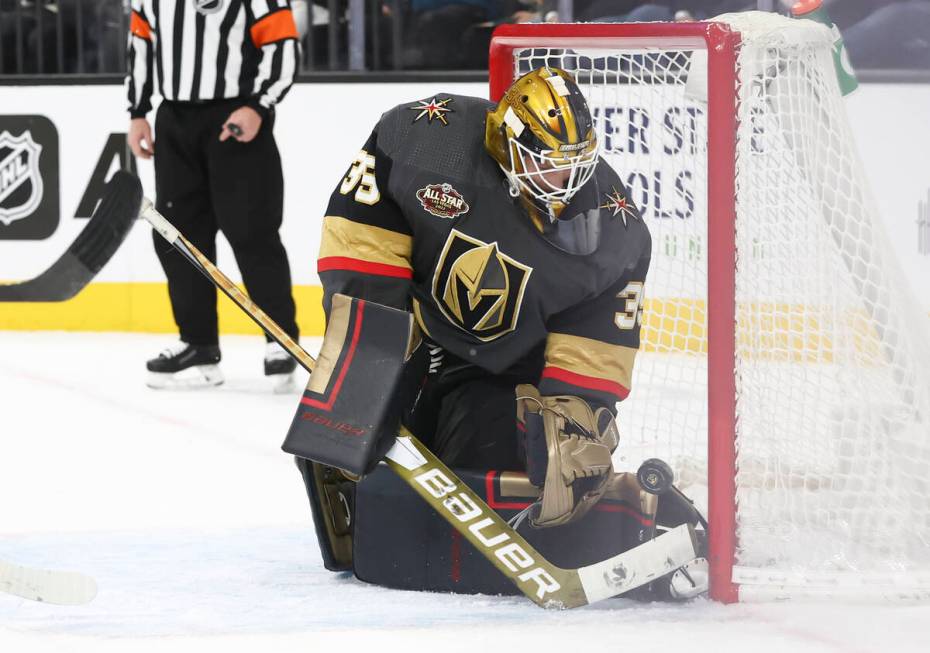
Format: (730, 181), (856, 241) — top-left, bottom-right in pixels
(490, 12), (930, 601)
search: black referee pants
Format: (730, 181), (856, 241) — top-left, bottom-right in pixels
(152, 98), (299, 346)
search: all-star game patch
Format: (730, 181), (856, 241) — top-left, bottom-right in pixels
(409, 97), (454, 125)
(600, 187), (638, 227)
(416, 183), (470, 219)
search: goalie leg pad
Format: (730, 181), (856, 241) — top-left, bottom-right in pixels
(352, 465), (658, 596)
(295, 457), (355, 571)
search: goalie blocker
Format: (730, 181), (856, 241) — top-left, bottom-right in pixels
(294, 455), (707, 599)
(281, 294), (419, 476)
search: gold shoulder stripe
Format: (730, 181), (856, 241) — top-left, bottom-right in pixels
(319, 216), (413, 270)
(544, 333), (637, 391)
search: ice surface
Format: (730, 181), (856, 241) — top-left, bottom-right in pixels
(1, 332), (928, 652)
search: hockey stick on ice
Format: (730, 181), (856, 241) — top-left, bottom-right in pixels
(0, 559), (97, 605)
(0, 170), (141, 302)
(137, 192), (698, 609)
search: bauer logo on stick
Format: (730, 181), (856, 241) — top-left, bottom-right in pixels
(412, 465), (562, 600)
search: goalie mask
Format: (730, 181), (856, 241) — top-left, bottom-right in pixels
(485, 67), (599, 217)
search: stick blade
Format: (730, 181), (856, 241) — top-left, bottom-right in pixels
(0, 560), (98, 606)
(576, 523), (699, 605)
(0, 170), (143, 302)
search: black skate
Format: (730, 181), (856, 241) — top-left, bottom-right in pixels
(146, 341), (223, 389)
(264, 341), (297, 393)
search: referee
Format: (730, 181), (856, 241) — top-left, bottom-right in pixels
(126, 0), (301, 390)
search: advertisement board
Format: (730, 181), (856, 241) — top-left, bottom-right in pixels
(0, 81), (927, 333)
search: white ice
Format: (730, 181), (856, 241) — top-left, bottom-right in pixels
(1, 332), (928, 653)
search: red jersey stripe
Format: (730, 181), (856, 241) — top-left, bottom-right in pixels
(318, 256), (413, 279)
(541, 365), (630, 400)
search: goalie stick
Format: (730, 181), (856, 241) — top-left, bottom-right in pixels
(0, 170), (141, 302)
(0, 559), (97, 605)
(136, 187), (698, 609)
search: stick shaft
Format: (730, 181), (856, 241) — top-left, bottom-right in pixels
(141, 200), (316, 373)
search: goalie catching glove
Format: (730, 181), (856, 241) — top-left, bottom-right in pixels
(515, 384), (620, 528)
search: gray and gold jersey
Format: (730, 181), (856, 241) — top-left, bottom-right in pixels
(317, 94), (651, 410)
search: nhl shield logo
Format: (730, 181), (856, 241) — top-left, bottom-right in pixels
(432, 229), (532, 342)
(0, 131), (44, 227)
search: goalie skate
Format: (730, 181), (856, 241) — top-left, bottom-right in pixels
(145, 341), (224, 389)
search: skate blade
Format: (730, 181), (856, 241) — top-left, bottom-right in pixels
(267, 371), (297, 395)
(146, 364), (224, 390)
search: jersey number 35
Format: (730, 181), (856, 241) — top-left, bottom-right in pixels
(340, 149), (381, 205)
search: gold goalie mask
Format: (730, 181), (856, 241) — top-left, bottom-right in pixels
(486, 67), (599, 218)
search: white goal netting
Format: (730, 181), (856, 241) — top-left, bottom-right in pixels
(507, 12), (930, 599)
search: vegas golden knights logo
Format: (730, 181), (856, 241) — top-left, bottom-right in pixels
(432, 230), (532, 341)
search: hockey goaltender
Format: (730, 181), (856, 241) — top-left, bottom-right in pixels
(282, 67), (708, 602)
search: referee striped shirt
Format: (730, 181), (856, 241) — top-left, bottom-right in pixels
(127, 0), (299, 119)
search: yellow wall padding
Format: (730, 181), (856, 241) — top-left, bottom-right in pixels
(0, 282), (326, 335)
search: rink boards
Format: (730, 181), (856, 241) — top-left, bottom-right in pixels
(0, 81), (928, 336)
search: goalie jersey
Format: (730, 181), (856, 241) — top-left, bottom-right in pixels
(318, 94), (651, 411)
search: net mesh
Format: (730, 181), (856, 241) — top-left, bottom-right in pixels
(508, 12), (930, 595)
